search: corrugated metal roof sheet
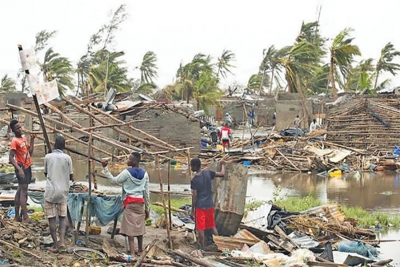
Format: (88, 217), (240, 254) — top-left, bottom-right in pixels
(115, 100), (142, 112)
(242, 202), (273, 231)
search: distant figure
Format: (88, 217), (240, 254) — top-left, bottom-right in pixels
(272, 112), (276, 126)
(248, 109), (255, 127)
(210, 129), (218, 148)
(219, 123), (232, 153)
(294, 115), (300, 128)
(225, 113), (233, 128)
(309, 119), (320, 132)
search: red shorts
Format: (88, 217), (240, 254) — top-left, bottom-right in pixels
(195, 208), (215, 231)
(221, 140), (230, 147)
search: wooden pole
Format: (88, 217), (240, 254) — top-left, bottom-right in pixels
(133, 239), (158, 267)
(17, 45), (52, 153)
(85, 131), (93, 246)
(87, 84), (97, 190)
(156, 155), (172, 249)
(63, 97), (179, 151)
(187, 148), (191, 181)
(6, 103), (142, 154)
(167, 160), (172, 230)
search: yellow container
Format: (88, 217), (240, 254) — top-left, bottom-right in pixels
(88, 226), (101, 235)
(329, 170), (342, 177)
(174, 163), (181, 169)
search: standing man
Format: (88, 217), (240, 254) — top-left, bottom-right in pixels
(309, 119), (320, 132)
(102, 152), (150, 257)
(249, 109), (255, 127)
(190, 158), (226, 251)
(9, 119), (35, 222)
(44, 135), (74, 252)
(294, 115), (300, 128)
(218, 123), (232, 153)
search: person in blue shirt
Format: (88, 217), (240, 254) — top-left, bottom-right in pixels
(249, 109), (255, 127)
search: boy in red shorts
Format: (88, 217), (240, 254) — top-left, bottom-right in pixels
(190, 158), (225, 251)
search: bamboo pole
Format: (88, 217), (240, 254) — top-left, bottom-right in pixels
(156, 155), (172, 249)
(63, 97), (179, 151)
(85, 131), (93, 246)
(87, 85), (97, 190)
(186, 148), (191, 181)
(82, 120), (149, 131)
(167, 160), (172, 230)
(6, 103), (143, 154)
(0, 110), (113, 158)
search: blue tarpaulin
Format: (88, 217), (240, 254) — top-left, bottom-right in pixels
(28, 191), (123, 226)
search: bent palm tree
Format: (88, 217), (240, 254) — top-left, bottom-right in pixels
(41, 48), (75, 95)
(374, 42), (400, 90)
(0, 75), (16, 91)
(88, 50), (132, 93)
(329, 28), (361, 99)
(216, 49), (235, 81)
(140, 51), (158, 85)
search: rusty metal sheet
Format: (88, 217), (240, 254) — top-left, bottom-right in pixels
(115, 100), (142, 112)
(212, 164), (248, 236)
(234, 229), (261, 242)
(301, 203), (346, 224)
(213, 235), (260, 252)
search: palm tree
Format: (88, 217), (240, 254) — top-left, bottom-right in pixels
(329, 28), (361, 99)
(193, 71), (223, 114)
(41, 48), (75, 95)
(140, 51), (158, 85)
(281, 41), (321, 93)
(175, 53), (213, 103)
(259, 45), (285, 94)
(216, 49), (235, 81)
(0, 75), (16, 91)
(374, 42), (400, 90)
(247, 73), (269, 94)
(88, 50), (132, 93)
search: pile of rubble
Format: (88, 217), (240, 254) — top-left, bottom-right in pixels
(200, 132), (399, 173)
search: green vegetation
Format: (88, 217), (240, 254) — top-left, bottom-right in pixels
(150, 197), (191, 216)
(275, 195), (322, 212)
(275, 195), (400, 228)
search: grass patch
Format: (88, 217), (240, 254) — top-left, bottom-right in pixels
(341, 206), (400, 228)
(150, 198), (191, 216)
(275, 196), (322, 212)
(275, 195), (400, 228)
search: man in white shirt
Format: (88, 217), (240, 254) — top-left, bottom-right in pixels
(44, 135), (74, 253)
(309, 119), (320, 132)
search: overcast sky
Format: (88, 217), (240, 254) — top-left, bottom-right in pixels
(2, 0), (400, 90)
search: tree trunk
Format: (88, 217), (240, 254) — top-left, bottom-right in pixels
(259, 70), (265, 95)
(373, 70), (379, 91)
(329, 56), (338, 100)
(269, 67), (275, 94)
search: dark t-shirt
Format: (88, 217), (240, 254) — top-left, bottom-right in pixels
(190, 169), (216, 208)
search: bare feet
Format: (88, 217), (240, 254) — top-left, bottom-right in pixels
(47, 246), (59, 253)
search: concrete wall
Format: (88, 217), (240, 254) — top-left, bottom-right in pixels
(127, 109), (201, 155)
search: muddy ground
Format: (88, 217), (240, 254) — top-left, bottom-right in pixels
(0, 217), (198, 267)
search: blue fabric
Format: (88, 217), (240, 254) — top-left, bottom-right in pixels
(28, 191), (123, 226)
(337, 241), (379, 259)
(126, 167), (145, 180)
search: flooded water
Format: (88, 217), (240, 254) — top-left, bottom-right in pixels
(2, 155), (400, 263)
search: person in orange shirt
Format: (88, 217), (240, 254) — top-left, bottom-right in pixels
(8, 120), (35, 222)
